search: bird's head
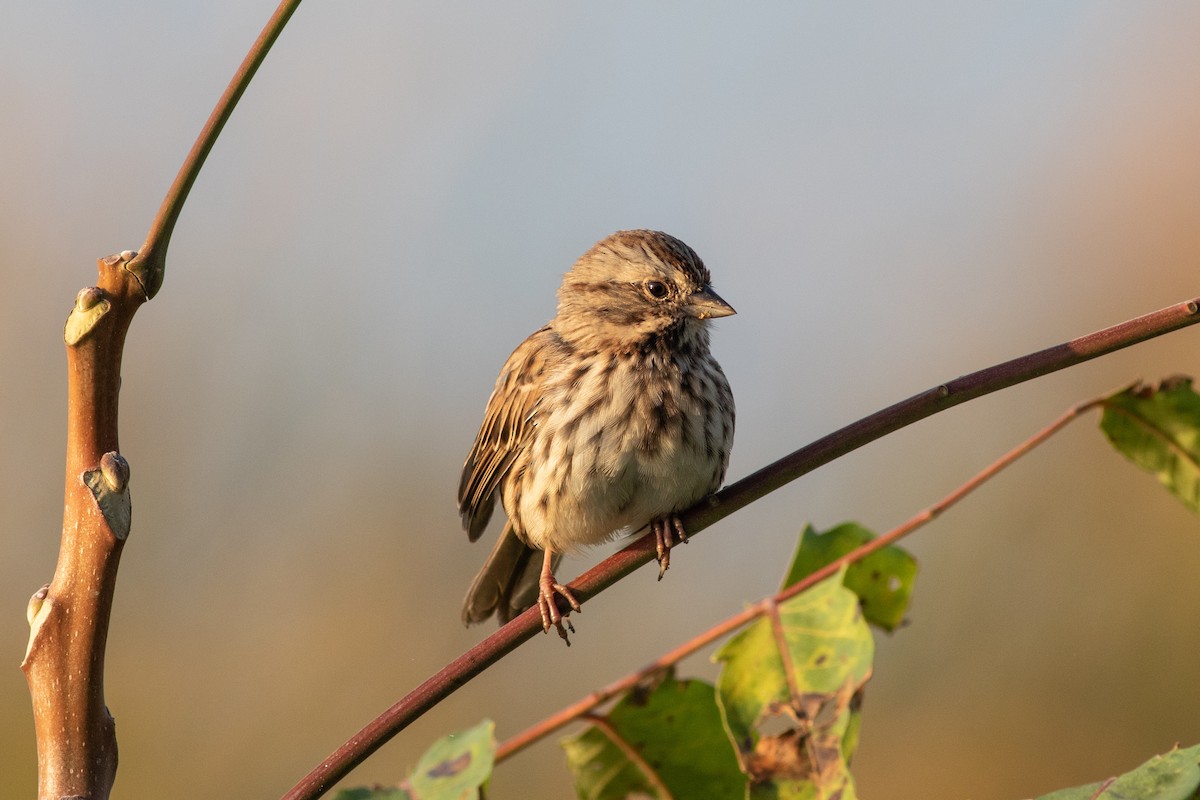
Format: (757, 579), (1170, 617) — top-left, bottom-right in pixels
(555, 229), (735, 352)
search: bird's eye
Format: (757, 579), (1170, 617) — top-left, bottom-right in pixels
(645, 280), (669, 299)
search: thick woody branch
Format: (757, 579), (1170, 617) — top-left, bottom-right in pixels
(22, 3), (303, 797)
(22, 252), (142, 800)
(283, 297), (1200, 799)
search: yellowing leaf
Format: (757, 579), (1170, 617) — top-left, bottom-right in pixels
(715, 571), (872, 800)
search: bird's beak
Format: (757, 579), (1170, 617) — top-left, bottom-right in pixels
(686, 285), (736, 320)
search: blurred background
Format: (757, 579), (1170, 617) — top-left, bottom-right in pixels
(2, 2), (1199, 798)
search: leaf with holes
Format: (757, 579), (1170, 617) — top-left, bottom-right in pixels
(714, 570), (873, 800)
(784, 522), (917, 632)
(561, 671), (744, 800)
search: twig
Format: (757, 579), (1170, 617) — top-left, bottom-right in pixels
(283, 298), (1199, 799)
(496, 603), (764, 765)
(130, 0), (303, 300)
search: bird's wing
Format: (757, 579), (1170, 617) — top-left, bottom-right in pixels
(458, 325), (555, 542)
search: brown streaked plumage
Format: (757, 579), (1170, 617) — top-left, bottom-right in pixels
(458, 229), (735, 642)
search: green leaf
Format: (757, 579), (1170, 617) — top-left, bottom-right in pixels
(334, 721), (494, 800)
(715, 571), (873, 799)
(784, 522), (918, 632)
(332, 788), (409, 800)
(1034, 743), (1200, 800)
(1100, 376), (1200, 514)
(561, 671), (744, 800)
(403, 719), (495, 800)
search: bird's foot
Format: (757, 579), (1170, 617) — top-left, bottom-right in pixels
(537, 575), (581, 645)
(653, 513), (688, 580)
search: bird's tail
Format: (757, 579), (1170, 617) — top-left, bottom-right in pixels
(461, 522), (559, 625)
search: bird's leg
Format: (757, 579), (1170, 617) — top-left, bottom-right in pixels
(653, 513), (689, 580)
(536, 547), (581, 644)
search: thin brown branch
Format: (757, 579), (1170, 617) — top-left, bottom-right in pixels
(495, 603), (764, 763)
(495, 390), (1108, 762)
(283, 296), (1199, 799)
(130, 0), (303, 299)
(699, 299), (1199, 531)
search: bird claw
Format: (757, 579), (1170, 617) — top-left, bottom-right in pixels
(537, 579), (581, 645)
(653, 514), (688, 581)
